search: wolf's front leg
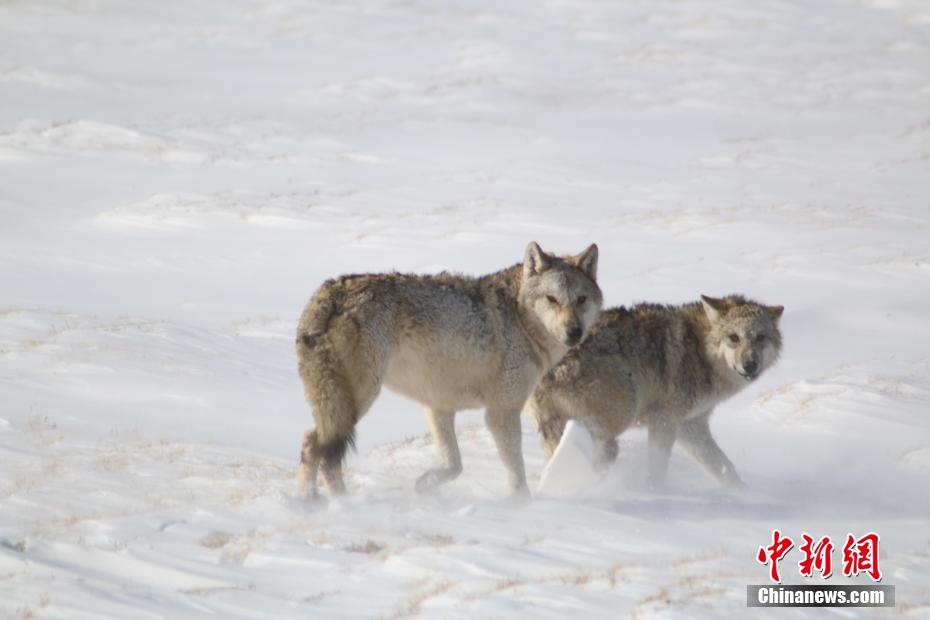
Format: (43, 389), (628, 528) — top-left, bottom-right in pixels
(677, 412), (744, 488)
(485, 407), (530, 502)
(646, 418), (677, 490)
(415, 408), (463, 493)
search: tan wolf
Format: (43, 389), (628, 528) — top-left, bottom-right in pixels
(296, 242), (603, 501)
(528, 295), (783, 489)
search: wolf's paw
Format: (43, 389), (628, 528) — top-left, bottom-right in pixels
(307, 490), (330, 506)
(286, 490), (329, 513)
(498, 485), (532, 508)
(414, 469), (445, 493)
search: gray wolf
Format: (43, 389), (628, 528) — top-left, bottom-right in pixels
(296, 241), (603, 501)
(527, 294), (783, 489)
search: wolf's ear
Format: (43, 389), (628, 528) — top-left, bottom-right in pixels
(700, 295), (725, 322)
(767, 305), (784, 322)
(523, 241), (550, 279)
(573, 243), (599, 280)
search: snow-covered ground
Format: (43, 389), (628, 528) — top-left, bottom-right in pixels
(2, 0), (929, 617)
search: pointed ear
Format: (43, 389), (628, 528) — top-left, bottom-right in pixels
(700, 295), (725, 322)
(523, 241), (550, 280)
(768, 305), (784, 322)
(573, 243), (598, 280)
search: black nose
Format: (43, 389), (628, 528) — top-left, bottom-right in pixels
(743, 360), (758, 375)
(567, 327), (583, 345)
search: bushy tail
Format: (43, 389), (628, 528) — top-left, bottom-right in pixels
(296, 306), (358, 494)
(297, 339), (357, 452)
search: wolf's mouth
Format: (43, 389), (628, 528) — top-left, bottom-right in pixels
(737, 371), (756, 381)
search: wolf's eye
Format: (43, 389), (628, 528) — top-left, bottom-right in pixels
(727, 333), (740, 344)
(577, 296), (587, 305)
(755, 334), (767, 343)
(546, 295), (559, 305)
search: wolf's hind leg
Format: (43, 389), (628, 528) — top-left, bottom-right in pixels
(298, 424), (354, 497)
(677, 412), (744, 488)
(646, 417), (677, 490)
(297, 349), (374, 497)
(415, 409), (462, 493)
(298, 429), (324, 498)
(320, 450), (348, 495)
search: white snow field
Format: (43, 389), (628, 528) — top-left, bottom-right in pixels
(1, 0), (929, 617)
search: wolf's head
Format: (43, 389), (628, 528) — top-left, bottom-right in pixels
(519, 241), (603, 348)
(701, 295), (783, 382)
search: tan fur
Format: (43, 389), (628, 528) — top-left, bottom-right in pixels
(528, 294), (783, 489)
(296, 242), (603, 500)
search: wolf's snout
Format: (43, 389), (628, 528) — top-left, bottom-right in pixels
(742, 359), (758, 377)
(565, 327), (583, 346)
